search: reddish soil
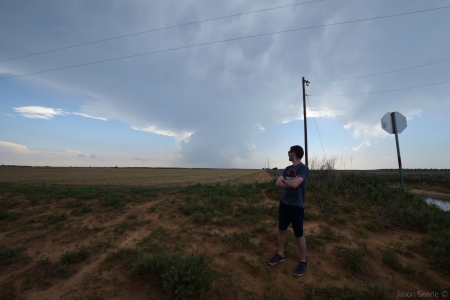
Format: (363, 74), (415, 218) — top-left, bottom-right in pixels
(0, 171), (449, 299)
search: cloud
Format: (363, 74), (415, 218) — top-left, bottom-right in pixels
(2, 1), (449, 168)
(66, 150), (83, 155)
(134, 157), (147, 162)
(13, 106), (67, 120)
(352, 141), (371, 152)
(0, 141), (29, 154)
(72, 112), (107, 121)
(67, 149), (95, 158)
(344, 121), (389, 139)
(258, 124), (265, 132)
(132, 126), (193, 142)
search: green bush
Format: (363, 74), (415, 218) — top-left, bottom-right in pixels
(101, 195), (126, 209)
(0, 210), (8, 220)
(343, 248), (367, 274)
(59, 246), (91, 265)
(382, 249), (402, 271)
(35, 256), (74, 279)
(0, 246), (27, 266)
(308, 225), (339, 249)
(44, 212), (68, 225)
(71, 204), (93, 216)
(132, 252), (217, 300)
(423, 229), (450, 274)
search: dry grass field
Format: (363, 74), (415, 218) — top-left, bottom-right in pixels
(0, 167), (269, 187)
(0, 168), (449, 299)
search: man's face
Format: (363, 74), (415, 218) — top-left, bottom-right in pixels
(288, 150), (294, 162)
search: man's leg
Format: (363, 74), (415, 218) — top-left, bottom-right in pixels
(278, 229), (287, 255)
(297, 235), (307, 262)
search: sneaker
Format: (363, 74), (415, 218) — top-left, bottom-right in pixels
(294, 261), (307, 276)
(268, 253), (285, 265)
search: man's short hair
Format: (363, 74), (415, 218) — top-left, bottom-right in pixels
(290, 145), (304, 160)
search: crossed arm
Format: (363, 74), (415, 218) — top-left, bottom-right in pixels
(276, 175), (304, 189)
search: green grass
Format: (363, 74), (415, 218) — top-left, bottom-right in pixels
(71, 204), (93, 216)
(59, 246), (91, 265)
(132, 252), (218, 300)
(307, 225), (340, 249)
(0, 246), (28, 266)
(105, 247), (218, 300)
(341, 247), (368, 274)
(382, 249), (403, 271)
(44, 212), (68, 225)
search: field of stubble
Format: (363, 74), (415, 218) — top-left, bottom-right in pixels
(0, 167), (267, 186)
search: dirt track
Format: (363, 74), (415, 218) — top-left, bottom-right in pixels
(412, 189), (450, 200)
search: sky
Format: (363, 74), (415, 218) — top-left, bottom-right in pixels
(1, 0), (449, 169)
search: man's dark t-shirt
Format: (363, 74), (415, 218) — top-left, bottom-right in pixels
(280, 163), (309, 207)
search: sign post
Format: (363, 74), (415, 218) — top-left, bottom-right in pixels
(381, 112), (407, 191)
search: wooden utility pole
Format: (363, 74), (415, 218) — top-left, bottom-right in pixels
(302, 77), (310, 166)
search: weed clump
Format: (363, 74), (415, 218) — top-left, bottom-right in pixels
(132, 252), (217, 300)
(22, 255), (77, 290)
(307, 225), (340, 249)
(44, 212), (68, 225)
(0, 210), (8, 220)
(0, 246), (27, 266)
(382, 249), (403, 271)
(71, 204), (93, 216)
(0, 210), (20, 222)
(101, 195), (126, 209)
(59, 246), (91, 265)
(422, 229), (450, 274)
(339, 247), (368, 274)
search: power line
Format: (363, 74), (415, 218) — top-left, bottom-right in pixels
(309, 79), (450, 97)
(310, 58), (450, 83)
(0, 0), (323, 63)
(280, 87), (303, 145)
(306, 95), (327, 159)
(1, 5), (449, 81)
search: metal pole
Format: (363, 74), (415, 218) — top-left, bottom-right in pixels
(302, 77), (309, 166)
(391, 112), (404, 191)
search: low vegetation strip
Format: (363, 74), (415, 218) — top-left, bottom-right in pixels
(0, 167), (449, 299)
(0, 167), (262, 186)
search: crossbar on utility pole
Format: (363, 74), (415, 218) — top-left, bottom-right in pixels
(302, 77), (310, 166)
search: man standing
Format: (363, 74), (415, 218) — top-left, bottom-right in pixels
(268, 145), (309, 276)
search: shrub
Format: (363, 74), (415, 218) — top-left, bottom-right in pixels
(101, 195), (126, 209)
(35, 256), (74, 279)
(59, 246), (91, 265)
(0, 246), (27, 266)
(0, 210), (8, 220)
(382, 249), (402, 271)
(423, 229), (450, 274)
(132, 252), (217, 300)
(71, 204), (93, 216)
(342, 248), (367, 274)
(44, 212), (68, 225)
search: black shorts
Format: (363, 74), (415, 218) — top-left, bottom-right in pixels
(278, 202), (304, 237)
